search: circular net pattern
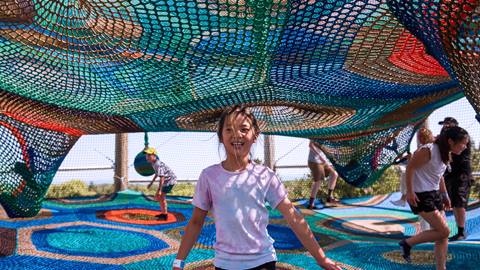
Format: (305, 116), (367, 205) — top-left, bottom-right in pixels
(0, 0), (478, 217)
(98, 208), (186, 225)
(31, 224), (168, 257)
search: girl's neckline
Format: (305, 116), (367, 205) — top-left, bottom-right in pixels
(220, 160), (253, 173)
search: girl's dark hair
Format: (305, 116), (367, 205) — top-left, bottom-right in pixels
(435, 126), (469, 163)
(217, 105), (260, 142)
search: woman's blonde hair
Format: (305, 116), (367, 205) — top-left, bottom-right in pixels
(417, 127), (434, 145)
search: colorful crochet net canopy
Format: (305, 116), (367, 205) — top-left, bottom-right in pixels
(0, 0), (479, 217)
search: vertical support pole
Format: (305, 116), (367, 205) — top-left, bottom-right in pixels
(264, 135), (275, 170)
(114, 133), (128, 191)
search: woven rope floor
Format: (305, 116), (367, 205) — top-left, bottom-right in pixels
(1, 190), (479, 270)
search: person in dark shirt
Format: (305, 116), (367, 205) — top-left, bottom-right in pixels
(439, 117), (473, 241)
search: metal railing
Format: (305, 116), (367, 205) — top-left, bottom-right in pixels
(58, 166), (114, 172)
(128, 179), (197, 184)
(274, 164), (308, 170)
(275, 164), (480, 177)
(56, 165), (480, 183)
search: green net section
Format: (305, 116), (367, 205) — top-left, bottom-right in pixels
(0, 0), (479, 217)
(0, 114), (78, 217)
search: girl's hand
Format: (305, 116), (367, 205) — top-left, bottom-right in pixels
(406, 192), (419, 207)
(444, 197), (451, 210)
(317, 257), (342, 270)
(441, 192), (451, 210)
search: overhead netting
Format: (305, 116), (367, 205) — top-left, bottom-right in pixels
(0, 0), (479, 217)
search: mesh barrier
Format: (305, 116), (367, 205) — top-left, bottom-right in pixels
(0, 0), (479, 217)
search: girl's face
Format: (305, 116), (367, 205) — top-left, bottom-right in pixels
(221, 113), (257, 160)
(449, 137), (469, 155)
(145, 153), (156, 163)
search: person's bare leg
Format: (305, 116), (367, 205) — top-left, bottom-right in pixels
(406, 210), (449, 246)
(160, 193), (167, 214)
(400, 210), (449, 263)
(391, 172), (407, 206)
(453, 207), (466, 228)
(434, 237), (448, 270)
(308, 162), (325, 208)
(310, 181), (321, 200)
(326, 166), (338, 190)
(325, 166), (338, 202)
(450, 207), (467, 240)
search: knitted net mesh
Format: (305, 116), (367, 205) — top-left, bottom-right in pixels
(0, 0), (478, 217)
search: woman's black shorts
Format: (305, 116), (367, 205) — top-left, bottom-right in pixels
(409, 190), (443, 215)
(215, 261), (276, 270)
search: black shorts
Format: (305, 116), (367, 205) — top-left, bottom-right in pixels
(161, 184), (174, 194)
(445, 173), (472, 208)
(215, 261), (276, 270)
(409, 190), (443, 215)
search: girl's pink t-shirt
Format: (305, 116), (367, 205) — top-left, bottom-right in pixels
(192, 162), (288, 269)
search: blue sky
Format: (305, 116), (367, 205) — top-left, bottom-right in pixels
(54, 97), (479, 184)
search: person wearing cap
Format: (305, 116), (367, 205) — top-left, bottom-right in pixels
(438, 117), (459, 127)
(145, 147), (177, 220)
(439, 117), (473, 241)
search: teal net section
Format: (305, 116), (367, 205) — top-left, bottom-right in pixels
(0, 0), (479, 217)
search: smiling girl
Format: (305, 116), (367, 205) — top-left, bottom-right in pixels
(173, 105), (341, 270)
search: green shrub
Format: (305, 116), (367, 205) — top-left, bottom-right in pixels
(46, 179), (96, 198)
(471, 145), (480, 199)
(88, 183), (115, 195)
(45, 166), (402, 200)
(170, 183), (196, 196)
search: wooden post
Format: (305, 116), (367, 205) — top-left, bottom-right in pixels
(264, 135), (275, 170)
(114, 133), (128, 191)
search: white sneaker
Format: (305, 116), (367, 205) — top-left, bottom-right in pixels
(391, 199), (406, 207)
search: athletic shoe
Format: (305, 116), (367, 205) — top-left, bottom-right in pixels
(326, 197), (339, 203)
(156, 213), (168, 220)
(449, 233), (466, 241)
(399, 239), (412, 263)
(307, 204), (322, 210)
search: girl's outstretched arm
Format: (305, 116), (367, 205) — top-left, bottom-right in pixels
(173, 207), (208, 269)
(147, 175), (157, 189)
(276, 198), (342, 270)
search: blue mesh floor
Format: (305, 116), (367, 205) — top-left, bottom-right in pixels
(1, 191), (479, 270)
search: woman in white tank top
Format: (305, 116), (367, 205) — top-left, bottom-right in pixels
(399, 126), (469, 270)
(307, 140), (339, 209)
